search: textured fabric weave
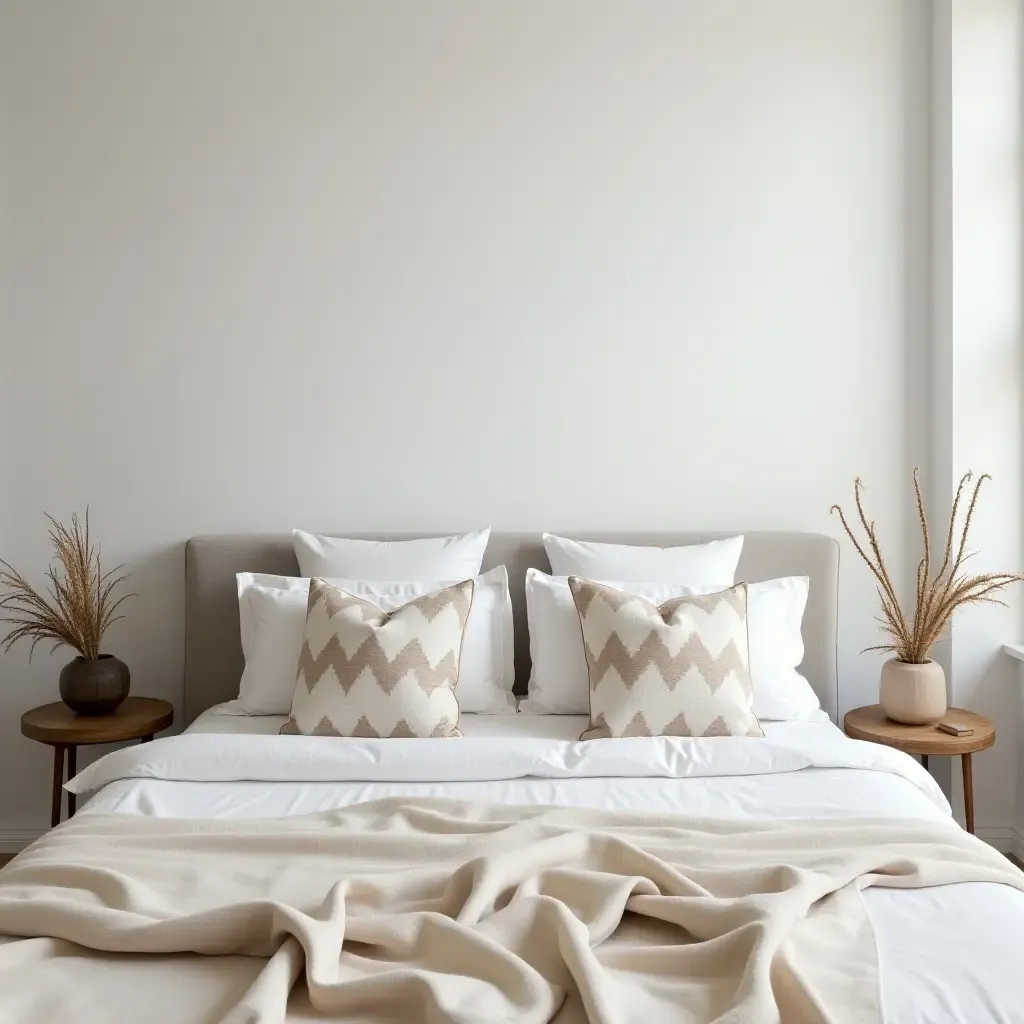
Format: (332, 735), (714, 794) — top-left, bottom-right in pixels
(1, 803), (1023, 1023)
(568, 577), (763, 739)
(282, 577), (474, 738)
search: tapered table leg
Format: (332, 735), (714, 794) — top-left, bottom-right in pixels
(67, 745), (77, 817)
(50, 746), (65, 828)
(962, 752), (974, 834)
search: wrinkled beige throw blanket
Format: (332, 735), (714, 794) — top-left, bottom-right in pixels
(0, 801), (1021, 1024)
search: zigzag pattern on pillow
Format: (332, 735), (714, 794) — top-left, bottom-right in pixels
(568, 578), (763, 741)
(282, 577), (474, 739)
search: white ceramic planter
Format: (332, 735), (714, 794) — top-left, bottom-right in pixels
(879, 658), (947, 724)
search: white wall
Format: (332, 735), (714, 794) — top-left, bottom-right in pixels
(0, 3), (11, 550)
(0, 8), (13, 781)
(937, 0), (1024, 850)
(0, 0), (929, 843)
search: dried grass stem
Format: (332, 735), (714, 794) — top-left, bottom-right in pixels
(831, 471), (1023, 663)
(0, 509), (134, 661)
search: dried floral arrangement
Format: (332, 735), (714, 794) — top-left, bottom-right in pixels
(0, 510), (133, 661)
(831, 470), (1024, 664)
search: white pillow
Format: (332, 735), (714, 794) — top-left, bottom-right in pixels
(236, 566), (515, 715)
(293, 528), (490, 581)
(543, 533), (744, 583)
(519, 570), (818, 721)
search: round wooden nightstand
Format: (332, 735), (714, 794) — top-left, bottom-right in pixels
(21, 697), (174, 827)
(843, 705), (994, 834)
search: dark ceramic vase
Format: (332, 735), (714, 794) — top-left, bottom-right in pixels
(59, 655), (130, 715)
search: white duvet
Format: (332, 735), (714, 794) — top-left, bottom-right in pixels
(67, 707), (1024, 1023)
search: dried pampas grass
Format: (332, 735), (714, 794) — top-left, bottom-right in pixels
(0, 509), (134, 661)
(831, 470), (1024, 664)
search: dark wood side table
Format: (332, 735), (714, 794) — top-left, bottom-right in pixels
(21, 697), (174, 827)
(843, 705), (995, 834)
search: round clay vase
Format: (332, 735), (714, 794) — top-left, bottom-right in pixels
(879, 658), (947, 724)
(58, 654), (130, 715)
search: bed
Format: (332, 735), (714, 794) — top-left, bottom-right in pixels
(2, 531), (1024, 1023)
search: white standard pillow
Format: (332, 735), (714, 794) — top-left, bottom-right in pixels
(519, 570), (818, 721)
(293, 528), (490, 581)
(236, 566), (515, 715)
(543, 533), (744, 583)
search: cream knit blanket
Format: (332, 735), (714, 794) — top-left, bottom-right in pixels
(0, 800), (1020, 1023)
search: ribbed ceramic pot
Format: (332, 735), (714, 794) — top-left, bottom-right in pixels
(59, 654), (130, 715)
(879, 657), (947, 724)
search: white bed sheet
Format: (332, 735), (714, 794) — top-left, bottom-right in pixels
(84, 707), (945, 824)
(72, 705), (1024, 1023)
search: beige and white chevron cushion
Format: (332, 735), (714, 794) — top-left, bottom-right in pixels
(567, 578), (763, 740)
(281, 577), (474, 738)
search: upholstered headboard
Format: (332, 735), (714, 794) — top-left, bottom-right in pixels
(184, 531), (839, 725)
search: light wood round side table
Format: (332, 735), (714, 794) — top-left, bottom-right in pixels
(21, 697), (174, 827)
(843, 705), (994, 834)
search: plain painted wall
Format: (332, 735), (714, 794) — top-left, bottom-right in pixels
(941, 0), (1023, 849)
(1, 0), (928, 841)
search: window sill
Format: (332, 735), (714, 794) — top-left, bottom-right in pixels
(1002, 644), (1024, 662)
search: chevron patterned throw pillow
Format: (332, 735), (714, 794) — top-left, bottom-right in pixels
(280, 577), (474, 738)
(567, 577), (763, 740)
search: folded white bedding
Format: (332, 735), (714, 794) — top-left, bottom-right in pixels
(73, 705), (949, 827)
(69, 714), (945, 803)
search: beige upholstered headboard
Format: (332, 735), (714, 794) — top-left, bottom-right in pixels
(184, 531), (840, 725)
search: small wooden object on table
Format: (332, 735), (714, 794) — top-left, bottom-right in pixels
(843, 705), (994, 834)
(21, 697), (173, 828)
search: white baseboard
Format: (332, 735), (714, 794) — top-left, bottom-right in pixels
(976, 825), (1024, 861)
(0, 829), (45, 854)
